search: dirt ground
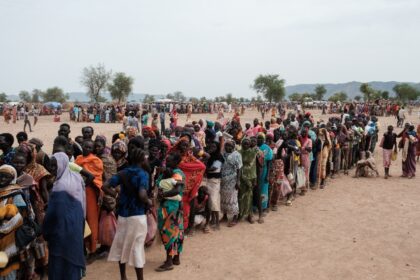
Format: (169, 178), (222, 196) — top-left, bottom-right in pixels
(1, 109), (419, 280)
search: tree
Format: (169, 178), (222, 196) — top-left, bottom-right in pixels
(314, 85), (327, 100)
(288, 92), (302, 102)
(393, 83), (420, 102)
(42, 87), (68, 103)
(381, 91), (389, 100)
(19, 90), (31, 103)
(108, 72), (133, 104)
(143, 94), (155, 103)
(225, 93), (235, 104)
(81, 64), (112, 102)
(359, 83), (375, 101)
(172, 91), (186, 102)
(200, 97), (207, 102)
(189, 97), (199, 103)
(166, 93), (174, 100)
(252, 74), (286, 102)
(31, 89), (43, 103)
(328, 91), (348, 103)
(354, 95), (362, 102)
(0, 93), (9, 102)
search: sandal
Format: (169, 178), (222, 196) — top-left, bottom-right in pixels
(155, 264), (174, 272)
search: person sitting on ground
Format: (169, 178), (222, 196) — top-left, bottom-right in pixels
(190, 186), (211, 234)
(354, 151), (379, 178)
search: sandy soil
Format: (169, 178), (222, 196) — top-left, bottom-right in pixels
(1, 110), (419, 280)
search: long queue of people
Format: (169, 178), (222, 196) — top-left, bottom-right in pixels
(0, 107), (419, 280)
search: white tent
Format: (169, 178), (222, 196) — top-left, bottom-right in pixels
(156, 98), (173, 103)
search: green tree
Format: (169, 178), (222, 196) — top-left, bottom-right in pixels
(31, 89), (43, 103)
(359, 83), (375, 101)
(166, 93), (174, 100)
(288, 92), (302, 102)
(108, 72), (133, 104)
(225, 93), (235, 104)
(172, 91), (186, 102)
(328, 91), (348, 102)
(0, 93), (9, 102)
(354, 95), (362, 101)
(143, 94), (155, 103)
(380, 91), (389, 99)
(189, 97), (199, 103)
(314, 85), (327, 100)
(393, 83), (420, 101)
(200, 97), (207, 102)
(81, 64), (112, 102)
(252, 74), (286, 102)
(19, 90), (31, 102)
(42, 87), (68, 103)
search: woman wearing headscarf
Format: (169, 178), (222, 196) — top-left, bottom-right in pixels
(75, 140), (104, 256)
(94, 136), (118, 257)
(204, 141), (224, 229)
(169, 135), (206, 230)
(256, 133), (273, 212)
(17, 143), (52, 215)
(43, 152), (86, 280)
(111, 140), (128, 172)
(317, 128), (332, 188)
(402, 125), (417, 179)
(0, 165), (35, 280)
(239, 138), (261, 224)
(220, 140), (242, 227)
(28, 138), (50, 169)
(94, 136), (117, 181)
(299, 129), (312, 193)
(156, 152), (185, 272)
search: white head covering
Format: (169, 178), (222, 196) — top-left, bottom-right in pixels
(52, 152), (86, 217)
(0, 164), (17, 184)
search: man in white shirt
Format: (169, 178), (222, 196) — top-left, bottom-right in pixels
(397, 106), (406, 127)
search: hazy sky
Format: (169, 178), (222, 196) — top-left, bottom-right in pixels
(1, 0), (419, 98)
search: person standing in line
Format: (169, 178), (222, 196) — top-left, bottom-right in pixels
(103, 148), (151, 280)
(12, 105), (17, 123)
(159, 109), (166, 133)
(397, 106), (406, 128)
(43, 152), (86, 280)
(33, 105), (39, 126)
(380, 125), (397, 179)
(23, 106), (33, 133)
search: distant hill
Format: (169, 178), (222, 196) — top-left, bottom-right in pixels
(4, 81), (420, 102)
(285, 81), (420, 99)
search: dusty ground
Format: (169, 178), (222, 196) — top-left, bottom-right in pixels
(1, 109), (419, 280)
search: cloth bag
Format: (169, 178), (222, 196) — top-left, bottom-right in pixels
(145, 207), (157, 247)
(98, 210), (117, 247)
(296, 167), (306, 189)
(391, 150), (398, 161)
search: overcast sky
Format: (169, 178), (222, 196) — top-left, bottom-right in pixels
(1, 0), (419, 98)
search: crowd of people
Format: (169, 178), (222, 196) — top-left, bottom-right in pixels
(0, 103), (419, 280)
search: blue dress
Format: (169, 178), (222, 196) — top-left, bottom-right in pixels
(259, 144), (273, 209)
